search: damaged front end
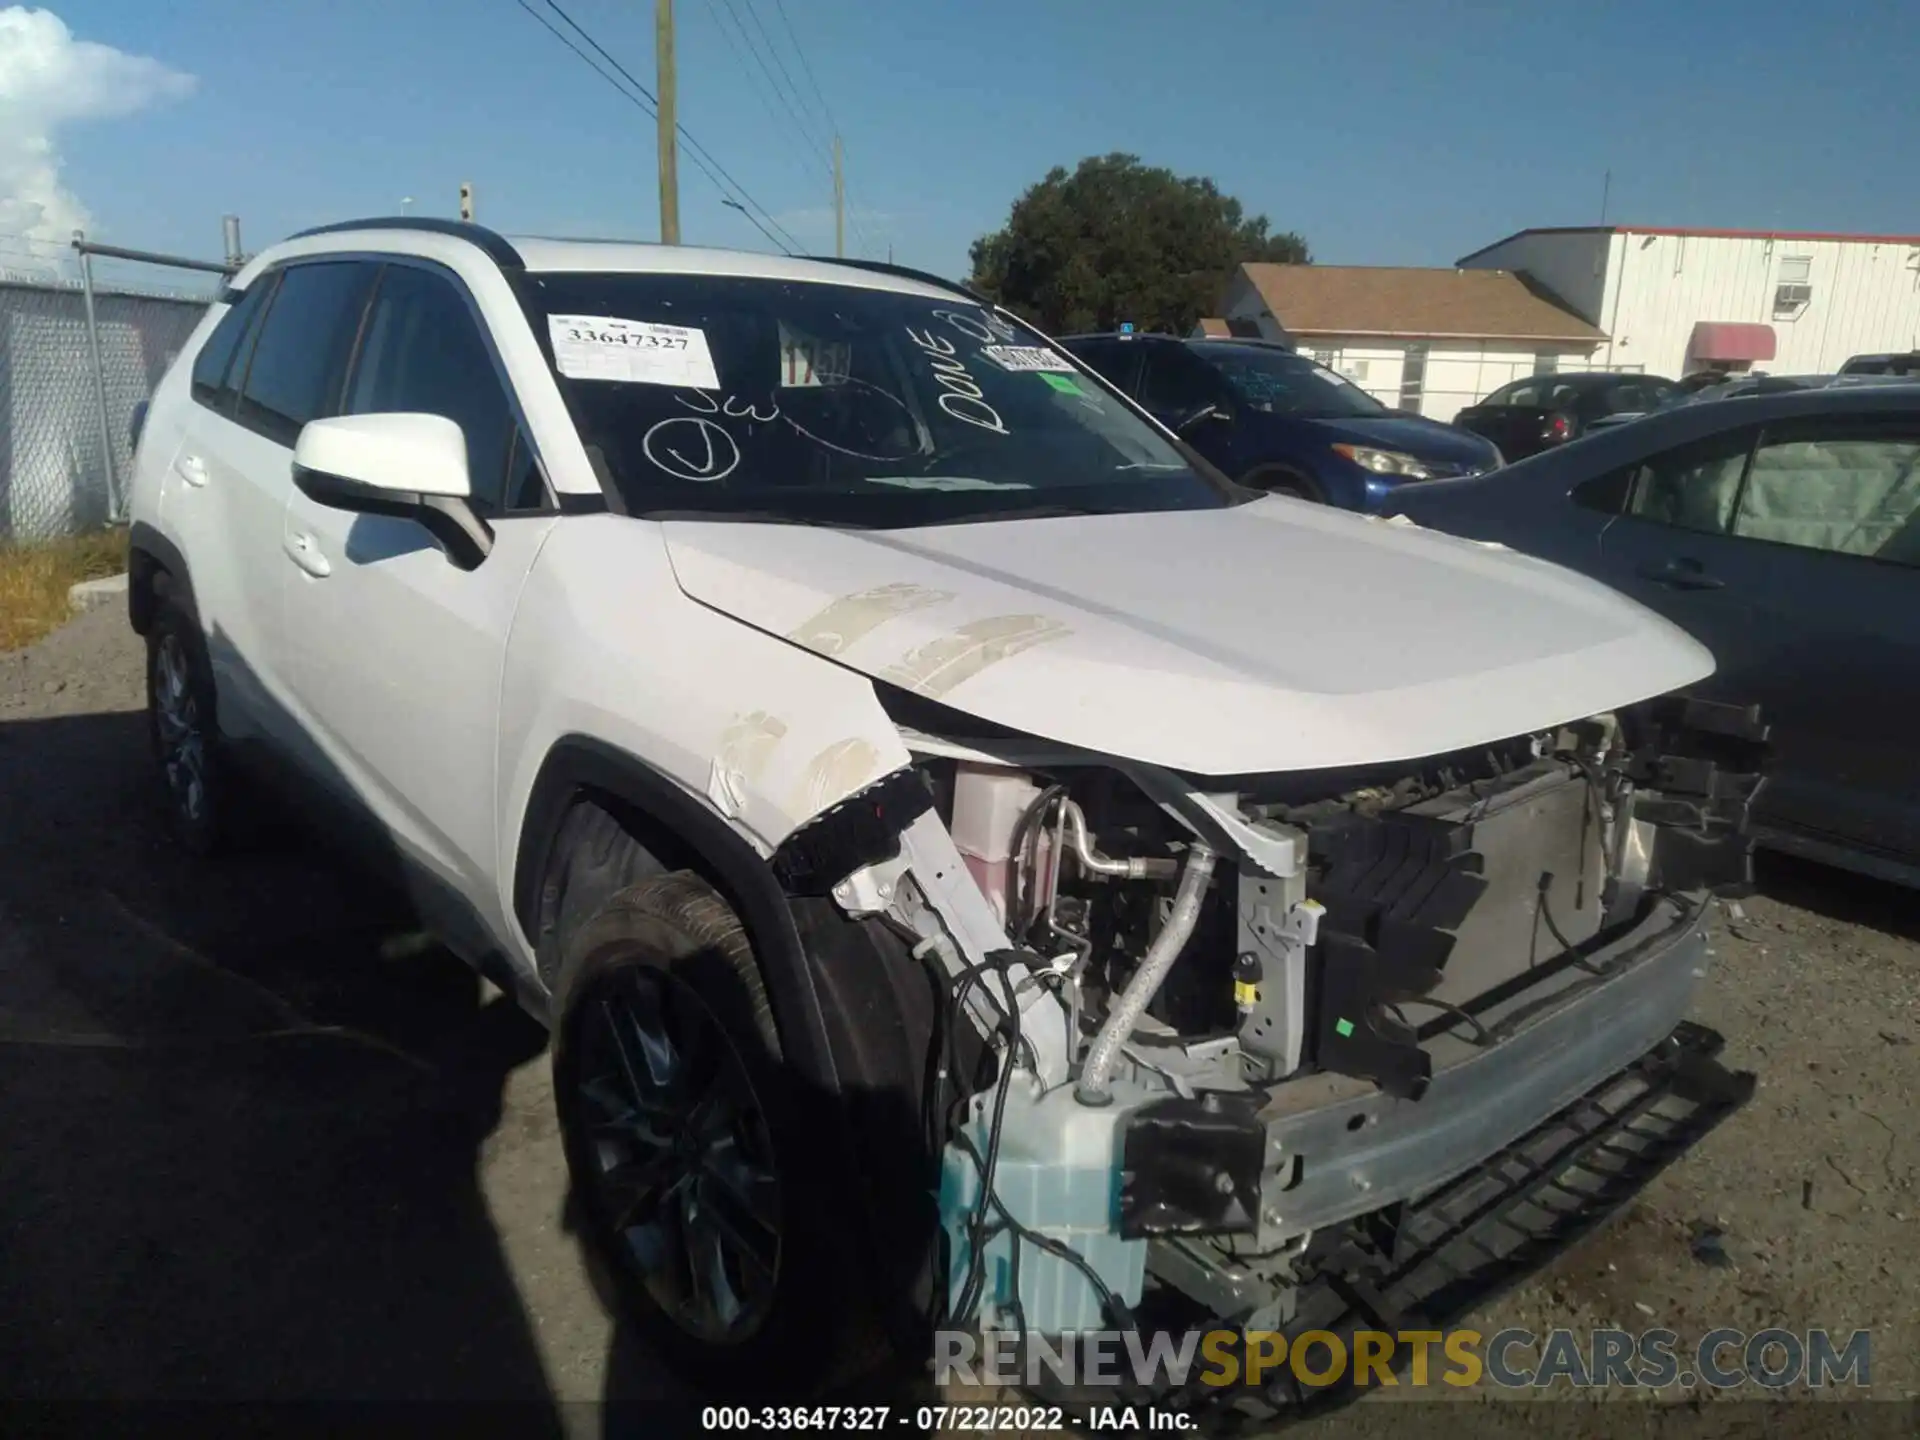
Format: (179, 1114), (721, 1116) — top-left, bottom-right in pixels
(778, 691), (1765, 1420)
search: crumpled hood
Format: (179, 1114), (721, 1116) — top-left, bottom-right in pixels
(662, 497), (1713, 775)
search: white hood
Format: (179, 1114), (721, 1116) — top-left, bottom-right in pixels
(662, 497), (1713, 776)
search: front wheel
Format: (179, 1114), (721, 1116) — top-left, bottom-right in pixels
(552, 872), (876, 1395)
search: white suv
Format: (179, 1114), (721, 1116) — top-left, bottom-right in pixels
(126, 219), (1762, 1414)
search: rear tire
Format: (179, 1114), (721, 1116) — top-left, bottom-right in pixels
(144, 599), (238, 856)
(552, 872), (874, 1397)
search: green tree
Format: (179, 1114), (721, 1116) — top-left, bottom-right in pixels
(968, 153), (1309, 335)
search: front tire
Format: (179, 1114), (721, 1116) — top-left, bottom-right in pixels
(552, 872), (873, 1396)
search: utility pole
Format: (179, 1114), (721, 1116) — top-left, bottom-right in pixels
(656, 0), (681, 245)
(833, 133), (844, 258)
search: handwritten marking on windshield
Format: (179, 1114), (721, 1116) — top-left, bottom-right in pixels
(643, 415), (740, 483)
(905, 327), (1008, 435)
(673, 389), (780, 423)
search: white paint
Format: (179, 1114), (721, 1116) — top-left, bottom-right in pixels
(547, 314), (719, 389)
(1463, 228), (1920, 381)
(293, 413), (471, 498)
(661, 496), (1713, 775)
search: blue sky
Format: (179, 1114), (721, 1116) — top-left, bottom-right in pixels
(19, 0), (1920, 284)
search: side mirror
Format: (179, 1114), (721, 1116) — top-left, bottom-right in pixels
(292, 414), (493, 569)
(1174, 401), (1230, 435)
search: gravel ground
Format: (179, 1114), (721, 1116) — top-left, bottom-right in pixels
(1, 604), (1914, 1437)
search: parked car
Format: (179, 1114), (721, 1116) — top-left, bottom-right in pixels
(1392, 382), (1920, 888)
(1839, 351), (1920, 377)
(125, 219), (1759, 1418)
(1585, 372), (1914, 433)
(1453, 371), (1677, 459)
(1060, 333), (1501, 510)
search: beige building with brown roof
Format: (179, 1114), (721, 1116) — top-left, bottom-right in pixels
(1217, 262), (1610, 421)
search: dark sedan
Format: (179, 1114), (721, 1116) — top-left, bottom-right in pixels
(1061, 334), (1501, 512)
(1453, 371), (1677, 460)
(1390, 383), (1920, 887)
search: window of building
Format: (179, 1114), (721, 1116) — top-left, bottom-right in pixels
(1773, 255), (1813, 319)
(1311, 349), (1338, 370)
(1533, 352), (1559, 376)
(1344, 359), (1370, 381)
(1398, 343), (1428, 413)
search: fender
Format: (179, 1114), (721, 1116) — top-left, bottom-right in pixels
(512, 734), (842, 1095)
(127, 520), (195, 634)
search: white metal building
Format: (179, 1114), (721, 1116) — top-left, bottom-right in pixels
(1458, 225), (1920, 381)
(1212, 263), (1607, 421)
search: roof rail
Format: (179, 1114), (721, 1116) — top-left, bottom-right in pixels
(286, 217), (524, 270)
(801, 254), (989, 305)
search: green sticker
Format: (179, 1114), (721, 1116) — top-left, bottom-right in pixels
(1335, 1017), (1355, 1038)
(1040, 372), (1087, 397)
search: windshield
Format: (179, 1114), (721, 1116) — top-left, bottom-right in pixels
(518, 272), (1241, 526)
(1194, 344), (1388, 418)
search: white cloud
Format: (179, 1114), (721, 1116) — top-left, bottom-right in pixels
(0, 7), (195, 265)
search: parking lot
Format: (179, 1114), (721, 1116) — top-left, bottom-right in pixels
(2, 601), (1915, 1433)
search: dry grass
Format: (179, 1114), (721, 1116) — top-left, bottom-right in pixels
(0, 527), (127, 652)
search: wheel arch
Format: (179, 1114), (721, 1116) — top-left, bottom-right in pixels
(512, 735), (843, 1095)
(127, 520), (195, 635)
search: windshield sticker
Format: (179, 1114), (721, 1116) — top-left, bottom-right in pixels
(548, 315), (720, 389)
(779, 321), (851, 388)
(1039, 372), (1090, 397)
(904, 327), (1008, 435)
(979, 344), (1076, 373)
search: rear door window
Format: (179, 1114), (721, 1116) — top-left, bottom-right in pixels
(1067, 338), (1142, 396)
(1139, 346), (1226, 415)
(1620, 428), (1758, 533)
(1484, 380), (1541, 408)
(341, 263), (523, 514)
(1733, 418), (1920, 565)
(234, 261), (378, 447)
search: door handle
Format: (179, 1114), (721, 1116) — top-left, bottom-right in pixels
(1635, 557), (1724, 591)
(175, 453), (209, 487)
(283, 531), (332, 578)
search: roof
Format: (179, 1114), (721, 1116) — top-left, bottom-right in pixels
(1235, 263), (1606, 344)
(1459, 225), (1920, 264)
(267, 218), (970, 300)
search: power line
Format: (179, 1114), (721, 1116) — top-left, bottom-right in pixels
(736, 0), (833, 159)
(514, 0), (800, 254)
(770, 0), (841, 140)
(706, 0), (825, 179)
(530, 0), (799, 251)
(759, 0), (874, 257)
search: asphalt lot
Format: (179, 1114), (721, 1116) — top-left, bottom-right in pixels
(1, 603), (1915, 1437)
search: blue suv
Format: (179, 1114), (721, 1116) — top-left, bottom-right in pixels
(1062, 333), (1502, 511)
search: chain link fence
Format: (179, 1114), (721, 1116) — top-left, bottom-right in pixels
(1, 236), (234, 542)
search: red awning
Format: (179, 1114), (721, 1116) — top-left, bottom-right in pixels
(1689, 321), (1777, 363)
